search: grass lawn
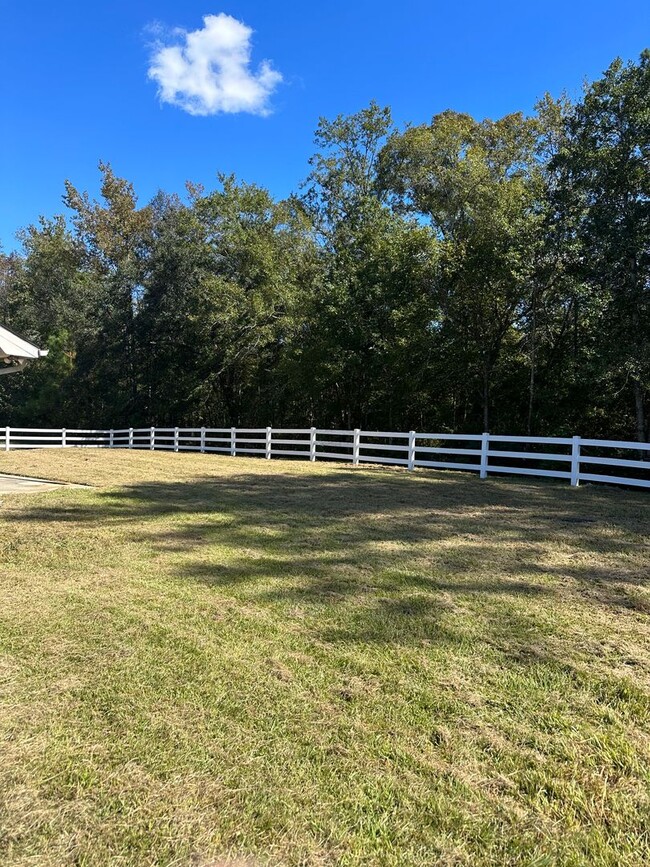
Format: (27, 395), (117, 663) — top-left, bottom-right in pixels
(0, 450), (649, 866)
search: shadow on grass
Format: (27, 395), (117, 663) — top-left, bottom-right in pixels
(7, 468), (650, 638)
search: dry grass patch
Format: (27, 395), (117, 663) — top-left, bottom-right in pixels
(0, 450), (649, 866)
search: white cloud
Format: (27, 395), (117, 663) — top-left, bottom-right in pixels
(147, 13), (282, 117)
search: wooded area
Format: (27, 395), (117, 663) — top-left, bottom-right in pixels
(1, 52), (648, 441)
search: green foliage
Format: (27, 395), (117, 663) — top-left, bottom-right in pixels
(380, 110), (547, 429)
(8, 330), (76, 425)
(552, 51), (650, 441)
(137, 177), (319, 426)
(2, 50), (649, 440)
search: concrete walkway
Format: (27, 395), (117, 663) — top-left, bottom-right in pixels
(0, 473), (69, 493)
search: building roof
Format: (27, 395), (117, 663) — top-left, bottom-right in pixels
(0, 324), (48, 375)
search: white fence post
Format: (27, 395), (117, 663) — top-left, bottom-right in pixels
(173, 427), (179, 452)
(571, 436), (581, 487)
(230, 427), (236, 457)
(353, 429), (360, 466)
(480, 432), (489, 479)
(109, 429), (114, 448)
(128, 427), (133, 449)
(4, 426), (9, 452)
(266, 426), (272, 460)
(62, 428), (67, 448)
(150, 426), (155, 450)
(408, 431), (416, 470)
(200, 427), (206, 453)
(310, 427), (316, 462)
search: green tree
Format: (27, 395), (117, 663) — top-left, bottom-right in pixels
(64, 162), (152, 423)
(380, 110), (546, 430)
(553, 51), (650, 442)
(139, 177), (319, 425)
(299, 103), (440, 429)
(0, 219), (95, 424)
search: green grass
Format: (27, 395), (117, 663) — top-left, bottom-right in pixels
(0, 449), (649, 866)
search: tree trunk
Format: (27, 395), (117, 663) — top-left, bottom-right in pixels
(482, 362), (490, 432)
(633, 378), (647, 460)
(527, 296), (537, 436)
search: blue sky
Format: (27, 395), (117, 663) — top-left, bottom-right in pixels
(1, 1), (649, 251)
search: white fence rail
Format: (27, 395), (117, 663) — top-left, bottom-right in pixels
(1, 426), (649, 489)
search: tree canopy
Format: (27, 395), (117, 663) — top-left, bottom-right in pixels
(1, 52), (648, 441)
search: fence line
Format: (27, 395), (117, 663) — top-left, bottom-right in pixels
(1, 426), (649, 489)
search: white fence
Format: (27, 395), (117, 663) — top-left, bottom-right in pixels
(1, 426), (649, 489)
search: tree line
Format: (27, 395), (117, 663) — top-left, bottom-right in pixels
(1, 51), (648, 441)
